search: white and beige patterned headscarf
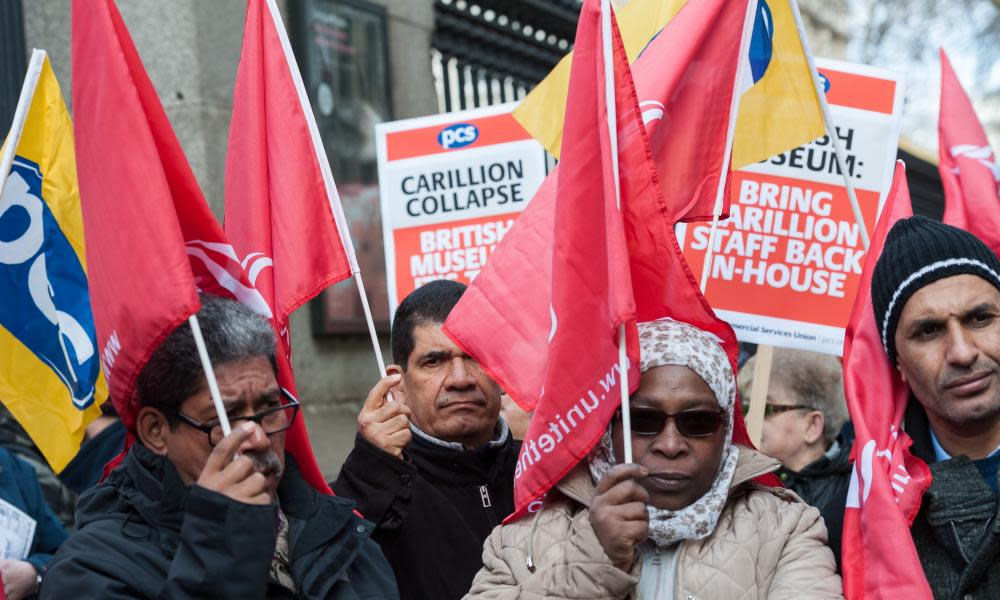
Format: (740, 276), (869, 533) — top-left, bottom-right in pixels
(588, 318), (738, 547)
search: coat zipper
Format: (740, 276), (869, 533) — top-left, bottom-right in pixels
(480, 484), (492, 508)
(950, 521), (971, 564)
(651, 546), (662, 600)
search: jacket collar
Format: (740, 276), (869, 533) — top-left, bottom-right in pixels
(555, 445), (781, 508)
(409, 416), (511, 451)
(407, 418), (518, 483)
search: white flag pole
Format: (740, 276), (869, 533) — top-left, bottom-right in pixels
(0, 49), (45, 205)
(600, 0), (633, 464)
(789, 0), (869, 251)
(1, 49), (83, 389)
(265, 0), (389, 378)
(188, 314), (232, 437)
(700, 0), (760, 292)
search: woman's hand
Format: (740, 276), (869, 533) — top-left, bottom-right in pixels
(589, 463), (650, 571)
(0, 559), (39, 600)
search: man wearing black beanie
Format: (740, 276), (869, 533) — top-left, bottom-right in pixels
(871, 215), (1000, 599)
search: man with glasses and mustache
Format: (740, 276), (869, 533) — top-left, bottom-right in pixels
(737, 349), (851, 568)
(869, 217), (1000, 598)
(40, 295), (398, 599)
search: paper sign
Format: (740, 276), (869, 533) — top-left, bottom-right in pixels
(376, 102), (547, 314)
(0, 497), (36, 560)
(679, 59), (904, 355)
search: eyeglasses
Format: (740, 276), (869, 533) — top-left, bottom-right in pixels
(740, 403), (815, 418)
(620, 407), (725, 438)
(161, 389), (300, 446)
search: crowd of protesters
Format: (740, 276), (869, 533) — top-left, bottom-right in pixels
(1, 215), (998, 598)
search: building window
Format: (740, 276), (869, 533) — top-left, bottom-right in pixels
(293, 0), (393, 334)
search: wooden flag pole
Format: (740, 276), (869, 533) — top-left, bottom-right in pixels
(789, 0), (869, 252)
(600, 0), (632, 463)
(700, 0), (760, 292)
(746, 344), (773, 446)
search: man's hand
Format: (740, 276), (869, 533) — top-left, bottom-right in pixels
(357, 373), (411, 459)
(196, 422), (272, 505)
(0, 558), (39, 600)
(589, 464), (650, 571)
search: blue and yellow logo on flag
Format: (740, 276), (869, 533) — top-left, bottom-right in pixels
(732, 0), (824, 168)
(0, 52), (105, 471)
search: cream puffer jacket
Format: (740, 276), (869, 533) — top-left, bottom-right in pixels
(465, 446), (843, 600)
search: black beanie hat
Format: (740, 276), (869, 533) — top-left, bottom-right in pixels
(871, 216), (1000, 364)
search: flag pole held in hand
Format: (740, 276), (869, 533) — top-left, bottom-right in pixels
(601, 0), (633, 464)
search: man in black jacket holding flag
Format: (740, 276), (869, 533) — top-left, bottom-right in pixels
(334, 280), (521, 600)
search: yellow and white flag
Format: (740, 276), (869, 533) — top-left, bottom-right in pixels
(514, 0), (824, 169)
(0, 51), (105, 472)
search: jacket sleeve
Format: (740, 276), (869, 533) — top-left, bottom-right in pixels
(11, 452), (68, 575)
(464, 509), (637, 600)
(767, 501), (844, 600)
(332, 433), (418, 529)
(41, 485), (278, 600)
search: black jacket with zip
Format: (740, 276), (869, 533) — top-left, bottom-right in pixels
(40, 444), (398, 600)
(333, 422), (520, 600)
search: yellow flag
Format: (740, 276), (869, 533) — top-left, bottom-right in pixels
(513, 0), (823, 169)
(731, 0), (824, 168)
(0, 52), (105, 472)
(512, 0), (687, 158)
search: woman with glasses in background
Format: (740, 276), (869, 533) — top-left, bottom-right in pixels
(465, 319), (842, 600)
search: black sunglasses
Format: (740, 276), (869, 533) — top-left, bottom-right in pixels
(620, 407), (725, 438)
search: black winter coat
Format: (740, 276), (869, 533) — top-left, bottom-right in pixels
(333, 426), (520, 600)
(905, 399), (1000, 600)
(777, 434), (852, 570)
(40, 444), (398, 600)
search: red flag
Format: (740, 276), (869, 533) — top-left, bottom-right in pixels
(630, 0), (752, 222)
(939, 49), (1000, 254)
(841, 162), (933, 599)
(72, 0), (200, 426)
(444, 0), (766, 519)
(446, 0), (636, 519)
(224, 0), (359, 493)
(73, 0), (331, 492)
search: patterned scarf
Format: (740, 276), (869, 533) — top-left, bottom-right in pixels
(588, 318), (738, 547)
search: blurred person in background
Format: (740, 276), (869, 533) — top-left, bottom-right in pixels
(738, 349), (851, 567)
(0, 406), (77, 530)
(0, 447), (68, 600)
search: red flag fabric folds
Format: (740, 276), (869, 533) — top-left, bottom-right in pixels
(444, 0), (764, 519)
(841, 162), (933, 599)
(72, 0), (200, 426)
(629, 0), (751, 222)
(73, 0), (331, 492)
(939, 49), (1000, 254)
(225, 0), (361, 494)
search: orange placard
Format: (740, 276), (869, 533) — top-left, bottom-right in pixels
(386, 113), (533, 161)
(392, 212), (522, 301)
(683, 171), (879, 330)
(818, 67), (897, 115)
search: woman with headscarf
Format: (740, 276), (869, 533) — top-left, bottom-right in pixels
(464, 319), (842, 599)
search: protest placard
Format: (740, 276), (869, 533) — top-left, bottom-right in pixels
(679, 58), (903, 355)
(375, 102), (548, 314)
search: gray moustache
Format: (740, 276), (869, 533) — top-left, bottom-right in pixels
(248, 451), (282, 478)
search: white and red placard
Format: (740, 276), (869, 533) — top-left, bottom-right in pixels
(679, 58), (904, 355)
(376, 102), (548, 314)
